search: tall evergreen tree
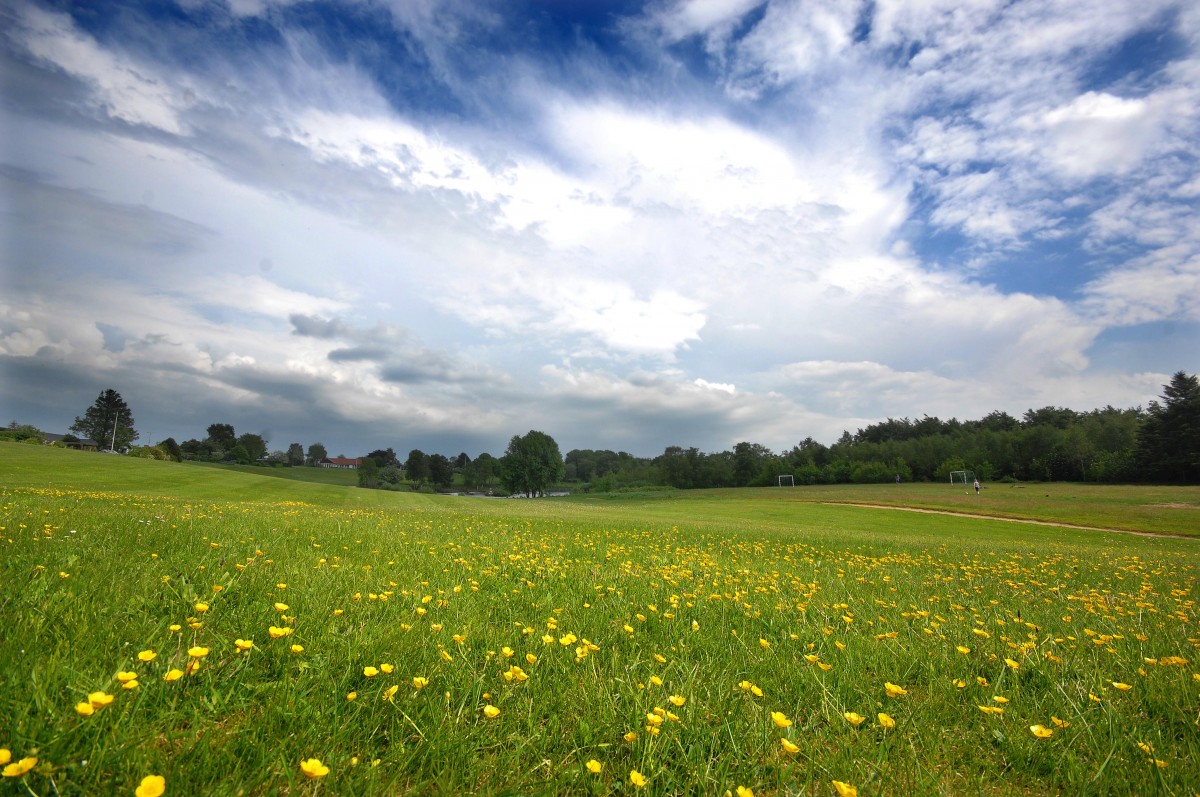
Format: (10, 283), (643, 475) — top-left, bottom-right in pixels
(71, 389), (138, 451)
(1136, 371), (1200, 483)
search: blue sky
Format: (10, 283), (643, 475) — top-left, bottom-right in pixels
(1, 0), (1197, 458)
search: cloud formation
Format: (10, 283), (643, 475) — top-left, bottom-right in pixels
(1, 0), (1196, 458)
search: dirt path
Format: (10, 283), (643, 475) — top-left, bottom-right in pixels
(822, 502), (1195, 540)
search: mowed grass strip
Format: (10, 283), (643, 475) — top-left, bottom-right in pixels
(1, 443), (1197, 796)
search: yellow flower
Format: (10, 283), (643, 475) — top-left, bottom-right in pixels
(235, 639), (253, 651)
(646, 712), (665, 727)
(483, 704), (500, 718)
(669, 694), (686, 707)
(737, 786), (755, 797)
(1051, 716), (1070, 728)
(993, 696), (1009, 704)
(363, 666), (379, 677)
(268, 626), (292, 639)
(383, 684), (399, 701)
(759, 638), (770, 648)
(0, 751), (11, 766)
(169, 624), (182, 632)
(299, 758), (329, 779)
(1111, 682), (1132, 691)
(559, 633), (577, 646)
(630, 769), (647, 788)
(346, 692), (357, 701)
(843, 712), (865, 726)
(274, 602), (289, 612)
(1004, 658), (1020, 670)
(117, 671), (138, 683)
(780, 738), (800, 754)
(501, 646), (515, 658)
(623, 731), (638, 742)
(440, 649), (454, 662)
(194, 601), (209, 613)
(977, 705), (1004, 715)
(122, 679), (139, 690)
(956, 646), (971, 654)
(649, 675), (663, 686)
(137, 650), (157, 662)
(75, 702), (95, 716)
(291, 644), (304, 654)
(413, 676), (429, 690)
(953, 679), (967, 689)
(878, 712), (896, 729)
(771, 711), (792, 728)
(832, 781), (857, 797)
(380, 663), (394, 674)
(135, 775), (166, 797)
(884, 682), (907, 698)
(88, 691), (115, 708)
(525, 653), (538, 665)
(976, 676), (990, 687)
(2, 757), (37, 778)
(187, 646), (209, 658)
(1029, 725), (1053, 739)
(164, 669), (183, 682)
(586, 759), (602, 774)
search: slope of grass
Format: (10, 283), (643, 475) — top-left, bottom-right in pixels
(2, 443), (1197, 796)
(186, 460), (360, 487)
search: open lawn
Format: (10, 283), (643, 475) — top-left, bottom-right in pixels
(186, 460), (360, 488)
(2, 443), (1197, 795)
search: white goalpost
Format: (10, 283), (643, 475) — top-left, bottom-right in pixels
(777, 474), (795, 487)
(949, 470), (976, 484)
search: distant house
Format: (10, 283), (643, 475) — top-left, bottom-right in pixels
(320, 456), (363, 469)
(43, 433), (100, 452)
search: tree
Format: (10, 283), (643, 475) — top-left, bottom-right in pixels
(358, 457), (380, 488)
(462, 453), (497, 491)
(366, 448), (399, 468)
(158, 437), (182, 462)
(71, 389), (138, 451)
(1136, 371), (1200, 483)
(286, 443), (305, 466)
(405, 449), (428, 483)
(206, 423), (237, 450)
(499, 430), (564, 497)
(306, 443), (328, 466)
(427, 453), (454, 488)
(237, 433), (268, 463)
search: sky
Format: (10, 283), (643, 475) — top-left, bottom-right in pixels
(1, 0), (1198, 459)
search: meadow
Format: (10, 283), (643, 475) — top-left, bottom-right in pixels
(2, 444), (1197, 796)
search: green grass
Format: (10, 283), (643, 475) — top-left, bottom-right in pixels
(2, 443), (1198, 796)
(186, 460), (360, 487)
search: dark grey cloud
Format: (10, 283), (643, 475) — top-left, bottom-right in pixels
(289, 314), (351, 339)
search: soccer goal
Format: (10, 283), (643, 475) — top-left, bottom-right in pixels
(949, 470), (976, 484)
(777, 474), (795, 487)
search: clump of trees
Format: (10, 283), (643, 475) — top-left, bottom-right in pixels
(71, 389), (138, 451)
(565, 371), (1200, 490)
(499, 430), (564, 497)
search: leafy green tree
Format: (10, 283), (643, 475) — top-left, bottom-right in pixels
(228, 443), (251, 465)
(71, 389), (138, 451)
(500, 430), (564, 497)
(405, 449), (428, 483)
(1136, 371), (1200, 483)
(158, 437), (182, 461)
(306, 443), (328, 466)
(237, 433), (268, 463)
(427, 454), (454, 488)
(206, 423), (236, 450)
(358, 457), (380, 488)
(462, 453), (497, 490)
(286, 443), (305, 466)
(366, 448), (399, 468)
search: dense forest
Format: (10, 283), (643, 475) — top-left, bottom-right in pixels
(566, 371), (1200, 489)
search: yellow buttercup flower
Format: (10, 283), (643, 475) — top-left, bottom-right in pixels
(669, 694), (686, 707)
(380, 663), (394, 674)
(1030, 725), (1053, 739)
(274, 602), (289, 612)
(363, 666), (379, 677)
(2, 757), (38, 778)
(268, 626), (292, 639)
(843, 712), (865, 726)
(586, 759), (602, 774)
(978, 705), (1004, 715)
(88, 691), (115, 708)
(623, 731), (638, 742)
(832, 781), (857, 797)
(884, 682), (907, 698)
(412, 676), (429, 689)
(235, 639), (253, 652)
(1051, 716), (1070, 728)
(780, 737), (800, 754)
(291, 644), (304, 654)
(164, 669), (183, 681)
(0, 751), (10, 766)
(878, 712), (896, 729)
(135, 775), (166, 797)
(194, 601), (209, 613)
(483, 704), (500, 718)
(630, 769), (647, 788)
(1111, 682), (1132, 691)
(1004, 658), (1020, 670)
(75, 702), (95, 716)
(299, 758), (329, 779)
(137, 650), (157, 662)
(346, 692), (357, 701)
(383, 684), (399, 701)
(956, 646), (971, 654)
(440, 649), (454, 662)
(117, 671), (137, 683)
(737, 786), (754, 797)
(525, 653), (538, 665)
(187, 646), (209, 658)
(771, 711), (792, 728)
(122, 679), (139, 690)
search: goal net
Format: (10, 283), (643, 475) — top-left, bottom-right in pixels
(777, 474), (795, 487)
(949, 470), (976, 484)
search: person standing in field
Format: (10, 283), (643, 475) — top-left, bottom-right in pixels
(973, 478), (981, 495)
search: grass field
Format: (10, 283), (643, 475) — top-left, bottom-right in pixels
(2, 443), (1198, 796)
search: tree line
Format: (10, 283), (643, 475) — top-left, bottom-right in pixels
(13, 371), (1197, 492)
